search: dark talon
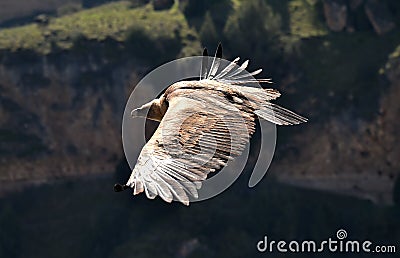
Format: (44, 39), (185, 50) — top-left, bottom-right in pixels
(114, 183), (129, 192)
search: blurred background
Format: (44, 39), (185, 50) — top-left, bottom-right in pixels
(0, 0), (399, 257)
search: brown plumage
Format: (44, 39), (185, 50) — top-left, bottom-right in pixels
(115, 44), (307, 205)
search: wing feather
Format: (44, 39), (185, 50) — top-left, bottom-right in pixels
(255, 103), (308, 125)
(126, 92), (255, 205)
(213, 57), (240, 80)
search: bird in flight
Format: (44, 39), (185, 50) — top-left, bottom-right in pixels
(115, 44), (307, 205)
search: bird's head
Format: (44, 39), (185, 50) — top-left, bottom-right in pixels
(131, 96), (167, 122)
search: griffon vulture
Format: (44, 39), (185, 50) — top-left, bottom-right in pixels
(115, 44), (307, 205)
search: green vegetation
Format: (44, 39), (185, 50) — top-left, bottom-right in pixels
(223, 0), (284, 70)
(0, 1), (199, 55)
(293, 31), (400, 120)
(383, 44), (400, 75)
(288, 0), (327, 38)
(199, 12), (218, 47)
(299, 32), (400, 93)
(0, 24), (45, 52)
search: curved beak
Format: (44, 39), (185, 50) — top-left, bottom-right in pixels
(131, 101), (152, 118)
(130, 108), (140, 117)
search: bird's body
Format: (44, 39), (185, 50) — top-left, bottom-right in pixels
(116, 45), (307, 205)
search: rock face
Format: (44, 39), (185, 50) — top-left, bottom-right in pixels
(365, 0), (395, 35)
(273, 46), (400, 205)
(323, 0), (348, 32)
(274, 110), (399, 204)
(0, 50), (147, 194)
(323, 0), (396, 35)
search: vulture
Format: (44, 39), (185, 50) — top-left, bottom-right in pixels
(115, 44), (307, 205)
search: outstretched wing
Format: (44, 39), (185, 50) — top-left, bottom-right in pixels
(126, 90), (255, 205)
(202, 45), (307, 125)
